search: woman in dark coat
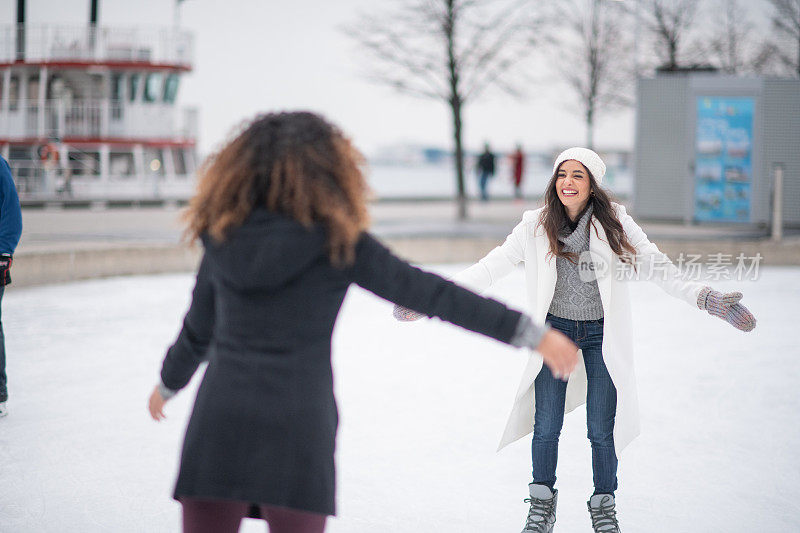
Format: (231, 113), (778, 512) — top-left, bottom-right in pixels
(147, 112), (578, 533)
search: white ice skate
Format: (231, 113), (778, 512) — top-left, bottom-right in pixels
(521, 483), (557, 532)
(588, 494), (620, 532)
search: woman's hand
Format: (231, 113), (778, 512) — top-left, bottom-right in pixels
(148, 385), (168, 421)
(392, 304), (425, 322)
(697, 287), (756, 332)
(536, 329), (580, 380)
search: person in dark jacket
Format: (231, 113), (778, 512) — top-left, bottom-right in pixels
(147, 112), (579, 533)
(476, 142), (496, 201)
(0, 156), (23, 418)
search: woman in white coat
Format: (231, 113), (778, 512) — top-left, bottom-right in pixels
(394, 147), (756, 533)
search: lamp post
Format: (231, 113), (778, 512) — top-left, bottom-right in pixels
(772, 164), (784, 242)
(174, 0), (185, 30)
(15, 0), (25, 62)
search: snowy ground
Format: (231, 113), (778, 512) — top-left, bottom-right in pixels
(0, 266), (798, 532)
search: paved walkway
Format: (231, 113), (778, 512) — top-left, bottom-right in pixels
(12, 199), (800, 287)
(17, 199), (782, 252)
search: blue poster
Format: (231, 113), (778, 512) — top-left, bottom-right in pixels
(694, 97), (754, 222)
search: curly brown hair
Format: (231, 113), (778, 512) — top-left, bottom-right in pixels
(185, 111), (370, 266)
(539, 161), (637, 264)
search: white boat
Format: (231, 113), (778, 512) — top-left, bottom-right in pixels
(0, 1), (198, 204)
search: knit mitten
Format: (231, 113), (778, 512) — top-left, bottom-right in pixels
(392, 304), (425, 322)
(697, 286), (756, 332)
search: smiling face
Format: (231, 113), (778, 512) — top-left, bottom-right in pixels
(555, 159), (592, 218)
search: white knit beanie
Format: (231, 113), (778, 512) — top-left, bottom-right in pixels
(552, 147), (606, 184)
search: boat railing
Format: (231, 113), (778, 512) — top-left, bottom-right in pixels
(2, 99), (198, 140)
(0, 24), (194, 66)
(7, 160), (46, 196)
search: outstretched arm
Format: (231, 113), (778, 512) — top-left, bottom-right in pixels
(348, 233), (579, 378)
(350, 233), (522, 343)
(618, 205), (756, 332)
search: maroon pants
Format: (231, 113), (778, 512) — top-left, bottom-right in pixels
(181, 498), (327, 533)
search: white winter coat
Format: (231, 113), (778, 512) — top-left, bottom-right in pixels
(452, 203), (705, 453)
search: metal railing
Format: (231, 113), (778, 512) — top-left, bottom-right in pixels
(2, 99), (198, 140)
(9, 144), (105, 197)
(0, 24), (194, 66)
(8, 153), (195, 200)
(7, 160), (47, 196)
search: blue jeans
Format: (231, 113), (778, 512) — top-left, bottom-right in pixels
(0, 286), (6, 402)
(531, 313), (618, 495)
(478, 172), (491, 201)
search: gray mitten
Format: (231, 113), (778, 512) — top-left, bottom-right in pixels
(392, 304), (425, 322)
(697, 286), (756, 332)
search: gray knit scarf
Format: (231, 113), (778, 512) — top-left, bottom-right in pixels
(548, 203), (605, 320)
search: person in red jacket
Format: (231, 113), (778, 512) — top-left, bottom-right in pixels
(511, 144), (525, 199)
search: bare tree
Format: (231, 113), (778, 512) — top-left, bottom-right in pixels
(702, 0), (758, 73)
(549, 0), (632, 149)
(762, 0), (800, 77)
(345, 0), (540, 219)
(639, 0), (703, 70)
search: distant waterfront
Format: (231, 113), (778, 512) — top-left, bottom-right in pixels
(365, 160), (633, 200)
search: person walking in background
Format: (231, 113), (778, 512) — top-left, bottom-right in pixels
(476, 142), (496, 201)
(511, 144), (526, 199)
(147, 112), (579, 533)
(0, 156), (23, 418)
(394, 147), (756, 533)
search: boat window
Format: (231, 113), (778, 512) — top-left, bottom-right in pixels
(110, 74), (125, 120)
(9, 147), (32, 160)
(68, 150), (101, 178)
(8, 75), (19, 111)
(144, 73), (163, 103)
(163, 74), (179, 103)
(110, 152), (136, 178)
(47, 75), (64, 99)
(27, 75), (40, 101)
(128, 74), (140, 102)
(111, 74), (124, 101)
(172, 148), (187, 175)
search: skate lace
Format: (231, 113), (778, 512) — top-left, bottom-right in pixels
(523, 496), (555, 531)
(588, 496), (620, 532)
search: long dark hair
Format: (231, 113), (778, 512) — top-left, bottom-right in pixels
(538, 161), (637, 264)
(185, 111), (370, 266)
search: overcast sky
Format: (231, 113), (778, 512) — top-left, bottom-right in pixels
(3, 0), (663, 156)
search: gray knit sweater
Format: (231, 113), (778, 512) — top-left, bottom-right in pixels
(547, 204), (604, 321)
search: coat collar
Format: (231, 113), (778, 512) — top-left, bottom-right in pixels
(588, 217), (613, 313)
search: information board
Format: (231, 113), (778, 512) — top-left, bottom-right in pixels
(694, 97), (754, 222)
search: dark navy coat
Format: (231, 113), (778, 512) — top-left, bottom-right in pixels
(160, 208), (522, 515)
(0, 156), (22, 256)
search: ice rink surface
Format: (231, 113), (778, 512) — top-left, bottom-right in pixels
(0, 265), (798, 532)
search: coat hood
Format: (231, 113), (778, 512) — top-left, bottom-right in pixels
(202, 209), (328, 291)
